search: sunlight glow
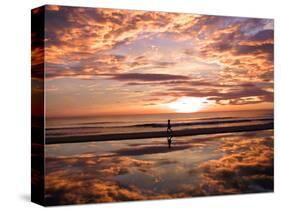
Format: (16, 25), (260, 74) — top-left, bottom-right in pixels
(167, 97), (209, 113)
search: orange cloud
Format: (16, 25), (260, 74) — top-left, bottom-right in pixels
(45, 153), (182, 205)
(33, 5), (274, 115)
(196, 131), (273, 195)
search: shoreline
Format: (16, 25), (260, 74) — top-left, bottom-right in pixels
(46, 122), (273, 144)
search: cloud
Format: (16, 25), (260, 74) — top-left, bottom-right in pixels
(42, 6), (273, 81)
(163, 130), (274, 197)
(240, 29), (274, 45)
(45, 153), (179, 205)
(31, 7), (45, 80)
(235, 43), (273, 56)
(111, 73), (189, 82)
(46, 5), (60, 11)
(195, 131), (273, 194)
(148, 81), (273, 106)
(206, 84), (273, 105)
(185, 17), (274, 85)
(41, 6), (200, 79)
(37, 5), (274, 110)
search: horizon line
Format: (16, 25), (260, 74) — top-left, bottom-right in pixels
(45, 108), (273, 119)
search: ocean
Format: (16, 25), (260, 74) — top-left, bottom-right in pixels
(46, 109), (273, 140)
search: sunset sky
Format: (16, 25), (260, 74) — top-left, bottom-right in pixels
(37, 5), (274, 117)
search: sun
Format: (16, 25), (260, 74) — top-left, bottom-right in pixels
(167, 97), (208, 113)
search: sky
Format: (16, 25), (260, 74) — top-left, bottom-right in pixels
(33, 5), (274, 117)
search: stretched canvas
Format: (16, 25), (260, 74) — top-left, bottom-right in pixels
(31, 5), (274, 206)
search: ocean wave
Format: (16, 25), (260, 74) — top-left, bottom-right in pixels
(131, 118), (273, 128)
(46, 117), (273, 131)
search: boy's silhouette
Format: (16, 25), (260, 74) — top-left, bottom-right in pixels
(167, 119), (173, 148)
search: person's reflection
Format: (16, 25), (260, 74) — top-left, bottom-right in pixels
(167, 119), (173, 148)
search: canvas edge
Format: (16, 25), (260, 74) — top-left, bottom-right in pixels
(31, 5), (46, 207)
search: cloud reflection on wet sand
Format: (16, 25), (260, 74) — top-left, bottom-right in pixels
(45, 130), (273, 205)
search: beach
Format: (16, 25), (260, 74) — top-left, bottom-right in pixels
(46, 110), (273, 144)
(45, 129), (274, 205)
(46, 122), (273, 144)
(44, 110), (274, 205)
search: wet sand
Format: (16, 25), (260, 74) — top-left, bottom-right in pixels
(45, 130), (274, 205)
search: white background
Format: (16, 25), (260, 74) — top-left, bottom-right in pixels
(0, 0), (280, 211)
